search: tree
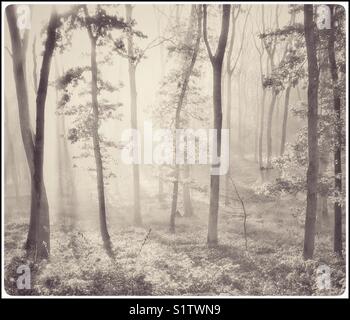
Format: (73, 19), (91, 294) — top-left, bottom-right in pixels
(262, 5), (279, 169)
(31, 9), (60, 259)
(5, 95), (20, 202)
(203, 4), (230, 245)
(114, 6), (152, 224)
(260, 5), (301, 165)
(125, 4), (142, 226)
(254, 77), (260, 163)
(153, 5), (166, 201)
(303, 4), (319, 260)
(6, 5), (51, 255)
(279, 9), (297, 156)
(54, 58), (78, 228)
(182, 163), (194, 217)
(252, 16), (267, 170)
(327, 5), (343, 256)
(85, 6), (111, 249)
(83, 5), (130, 249)
(169, 5), (202, 233)
(57, 5), (129, 251)
(224, 6), (240, 180)
(224, 5), (250, 205)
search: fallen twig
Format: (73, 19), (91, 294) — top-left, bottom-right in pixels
(138, 228), (152, 257)
(229, 176), (248, 251)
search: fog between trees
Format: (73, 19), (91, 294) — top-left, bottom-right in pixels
(4, 4), (346, 296)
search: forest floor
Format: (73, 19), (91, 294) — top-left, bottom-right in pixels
(4, 158), (346, 296)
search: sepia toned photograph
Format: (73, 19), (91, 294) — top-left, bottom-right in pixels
(1, 2), (348, 298)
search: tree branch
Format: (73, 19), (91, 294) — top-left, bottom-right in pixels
(214, 4), (231, 62)
(230, 6), (251, 74)
(202, 4), (214, 62)
(5, 46), (13, 58)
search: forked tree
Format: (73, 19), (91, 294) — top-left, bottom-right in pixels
(203, 4), (231, 245)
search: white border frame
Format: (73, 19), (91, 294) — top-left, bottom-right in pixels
(1, 1), (348, 299)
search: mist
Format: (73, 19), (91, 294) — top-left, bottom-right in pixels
(3, 3), (347, 297)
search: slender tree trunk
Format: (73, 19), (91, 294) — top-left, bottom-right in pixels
(158, 169), (164, 201)
(278, 11), (296, 158)
(170, 5), (201, 233)
(183, 164), (193, 216)
(266, 91), (277, 168)
(6, 5), (50, 253)
(262, 6), (278, 170)
(303, 4), (319, 260)
(224, 73), (232, 206)
(241, 74), (248, 158)
(56, 79), (65, 220)
(327, 5), (342, 256)
(317, 151), (329, 230)
(254, 80), (260, 163)
(208, 67), (223, 245)
(170, 165), (179, 233)
(280, 85), (291, 156)
(31, 10), (59, 259)
(237, 78), (242, 157)
(61, 112), (78, 223)
(126, 5), (142, 226)
(153, 5), (166, 202)
(181, 116), (194, 218)
(258, 91), (267, 170)
(274, 95), (280, 157)
(224, 6), (241, 205)
(54, 58), (78, 226)
(203, 4), (230, 246)
(5, 96), (20, 201)
(89, 37), (111, 248)
(5, 129), (20, 200)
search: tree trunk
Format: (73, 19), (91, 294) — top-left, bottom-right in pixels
(54, 58), (78, 227)
(155, 8), (165, 202)
(254, 80), (260, 163)
(32, 36), (38, 94)
(170, 165), (179, 233)
(6, 5), (50, 254)
(262, 5), (278, 170)
(5, 96), (20, 201)
(258, 90), (267, 170)
(225, 73), (232, 206)
(280, 85), (291, 156)
(126, 5), (142, 226)
(241, 75), (248, 158)
(266, 91), (277, 168)
(55, 81), (65, 221)
(31, 10), (59, 259)
(237, 78), (242, 157)
(158, 168), (164, 201)
(61, 113), (78, 224)
(208, 66), (224, 245)
(170, 5), (201, 233)
(274, 95), (280, 157)
(303, 4), (319, 260)
(320, 195), (328, 224)
(327, 5), (342, 256)
(183, 165), (193, 216)
(203, 4), (230, 246)
(317, 151), (329, 230)
(89, 37), (111, 249)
